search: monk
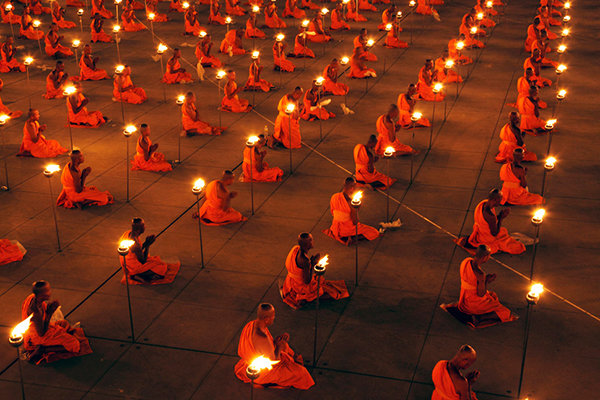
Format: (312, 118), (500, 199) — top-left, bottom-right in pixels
(416, 0), (432, 15)
(273, 40), (295, 72)
(432, 345), (480, 400)
(301, 79), (335, 121)
(1, 1), (21, 24)
(511, 68), (546, 109)
(397, 84), (430, 128)
(196, 35), (222, 69)
(385, 21), (408, 48)
(524, 17), (542, 52)
(531, 29), (558, 69)
(417, 59), (445, 102)
(323, 59), (348, 96)
(126, 0), (144, 11)
(67, 0), (86, 8)
(90, 13), (113, 42)
(242, 134), (283, 182)
(448, 34), (472, 65)
(346, 0), (367, 22)
(500, 149), (544, 205)
(538, 5), (560, 27)
(330, 3), (349, 30)
(282, 0), (305, 19)
(308, 12), (331, 42)
(0, 37), (25, 73)
(79, 45), (109, 80)
(182, 91), (223, 135)
(495, 112), (537, 163)
(226, 0), (246, 16)
(162, 48), (193, 84)
(222, 70), (252, 112)
(18, 109), (67, 158)
(359, 0), (377, 12)
(265, 1), (286, 28)
(290, 27), (314, 58)
(517, 86), (548, 135)
(91, 0), (114, 19)
(523, 48), (551, 87)
(51, 2), (76, 29)
(0, 239), (25, 265)
(113, 65), (147, 104)
(57, 150), (114, 208)
(270, 87), (302, 149)
(184, 5), (204, 36)
(21, 281), (92, 364)
(467, 189), (526, 254)
(375, 104), (416, 155)
(323, 177), (381, 245)
(19, 7), (45, 40)
(194, 170), (247, 225)
(45, 23), (73, 58)
(245, 11), (266, 38)
(67, 83), (108, 127)
(377, 5), (397, 30)
(234, 303), (315, 389)
(347, 46), (376, 79)
(147, 0), (168, 22)
(245, 56), (273, 92)
(459, 9), (485, 48)
(354, 135), (396, 189)
(169, 0), (185, 13)
(119, 218), (180, 282)
(208, 0), (225, 24)
(122, 5), (145, 31)
(0, 78), (22, 118)
(220, 28), (246, 55)
(30, 0), (50, 15)
(354, 29), (377, 61)
(130, 124), (172, 171)
(435, 50), (462, 83)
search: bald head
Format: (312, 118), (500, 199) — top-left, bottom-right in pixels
(70, 150), (82, 163)
(513, 147), (524, 163)
(257, 303), (275, 320)
(474, 244), (491, 259)
(457, 344), (476, 360)
(488, 188), (503, 201)
(344, 177), (356, 188)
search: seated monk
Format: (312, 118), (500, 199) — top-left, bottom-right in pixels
(459, 9), (486, 48)
(66, 83), (107, 127)
(495, 112), (537, 163)
(19, 7), (45, 40)
(22, 281), (92, 364)
(354, 30), (378, 60)
(531, 29), (558, 69)
(347, 46), (376, 79)
(500, 148), (544, 205)
(162, 48), (193, 84)
(377, 5), (398, 30)
(289, 27), (314, 58)
(113, 65), (147, 104)
(182, 91), (223, 135)
(234, 303), (315, 389)
(435, 50), (462, 83)
(385, 21), (408, 48)
(359, 0), (377, 12)
(536, 5), (558, 39)
(397, 84), (430, 128)
(226, 0), (246, 16)
(79, 45), (109, 80)
(354, 134), (396, 189)
(57, 150), (114, 208)
(282, 233), (349, 309)
(523, 48), (551, 87)
(0, 239), (25, 265)
(308, 12), (331, 42)
(122, 6), (145, 31)
(517, 85), (548, 135)
(416, 0), (432, 15)
(282, 0), (305, 19)
(220, 28), (246, 55)
(417, 59), (445, 102)
(146, 0), (168, 22)
(330, 3), (349, 30)
(169, 0), (185, 12)
(323, 177), (380, 245)
(196, 34), (222, 68)
(245, 12), (266, 38)
(119, 218), (180, 283)
(244, 56), (273, 92)
(45, 23), (73, 58)
(242, 134), (283, 182)
(467, 189), (526, 254)
(131, 124), (172, 171)
(51, 2), (76, 29)
(18, 109), (67, 158)
(300, 0), (318, 10)
(67, 0), (86, 7)
(194, 170), (247, 225)
(274, 40), (295, 72)
(0, 78), (23, 118)
(346, 0), (367, 22)
(1, 1), (21, 24)
(524, 17), (542, 52)
(265, 2), (286, 28)
(300, 79), (335, 121)
(432, 345), (480, 400)
(538, 5), (560, 27)
(510, 68), (547, 109)
(30, 0), (50, 15)
(90, 13), (113, 42)
(323, 59), (348, 96)
(126, 0), (144, 11)
(374, 104), (416, 155)
(222, 70), (252, 112)
(448, 34), (472, 65)
(184, 5), (205, 36)
(270, 87), (303, 149)
(208, 0), (225, 24)
(0, 37), (26, 73)
(91, 0), (114, 19)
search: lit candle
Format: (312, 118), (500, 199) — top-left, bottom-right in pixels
(383, 146), (395, 157)
(123, 125), (137, 137)
(24, 57), (33, 66)
(192, 178), (205, 194)
(563, 15), (570, 22)
(544, 157), (556, 170)
(556, 90), (566, 100)
(316, 76), (325, 86)
(63, 86), (77, 96)
(77, 8), (84, 15)
(477, 12), (483, 20)
(340, 56), (349, 65)
(367, 39), (374, 47)
(557, 44), (566, 53)
(176, 94), (185, 104)
(564, 1), (570, 9)
(216, 70), (226, 79)
(182, 1), (189, 8)
(72, 39), (80, 48)
(314, 254), (329, 274)
(486, 0), (492, 7)
(411, 112), (422, 122)
(285, 103), (295, 114)
(321, 7), (329, 14)
(115, 64), (125, 74)
(545, 118), (556, 130)
(445, 60), (454, 69)
(9, 315), (32, 344)
(148, 13), (155, 21)
(246, 135), (260, 146)
(302, 19), (309, 27)
(456, 41), (464, 51)
(114, 0), (122, 4)
(157, 43), (168, 54)
(526, 283), (544, 303)
(252, 51), (260, 59)
(556, 64), (567, 74)
(33, 20), (40, 28)
(246, 355), (279, 380)
(385, 23), (393, 31)
(342, 0), (349, 4)
(225, 16), (232, 24)
(44, 164), (60, 175)
(470, 26), (478, 35)
(113, 25), (121, 33)
(276, 33), (285, 41)
(396, 11), (402, 18)
(0, 114), (9, 125)
(351, 190), (363, 206)
(199, 31), (207, 38)
(409, 0), (416, 6)
(118, 239), (135, 254)
(531, 208), (545, 225)
(561, 28), (569, 36)
(252, 5), (259, 12)
(433, 83), (443, 93)
(5, 4), (12, 11)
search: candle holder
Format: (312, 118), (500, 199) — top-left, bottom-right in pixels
(541, 157), (555, 197)
(246, 365), (260, 400)
(156, 44), (168, 102)
(115, 65), (126, 125)
(409, 112), (421, 183)
(544, 119), (556, 131)
(351, 191), (362, 286)
(123, 125), (136, 202)
(285, 103), (295, 174)
(518, 280), (543, 400)
(556, 90), (566, 101)
(9, 317), (31, 400)
(33, 20), (43, 56)
(563, 15), (570, 24)
(383, 146), (394, 221)
(526, 283), (543, 305)
(113, 25), (121, 63)
(192, 179), (206, 268)
(0, 113), (9, 191)
(77, 8), (84, 38)
(225, 16), (232, 32)
(246, 136), (259, 214)
(118, 240), (136, 342)
(216, 71), (225, 129)
(44, 165), (62, 251)
(312, 254), (328, 367)
(62, 86), (77, 150)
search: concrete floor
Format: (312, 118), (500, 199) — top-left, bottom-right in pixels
(0, 0), (598, 398)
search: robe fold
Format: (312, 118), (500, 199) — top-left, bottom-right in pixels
(20, 15), (45, 40)
(432, 360), (478, 400)
(517, 96), (545, 131)
(222, 81), (252, 112)
(195, 180), (246, 225)
(397, 93), (430, 128)
(113, 75), (147, 104)
(323, 192), (380, 244)
(131, 137), (172, 171)
(265, 7), (286, 28)
(282, 0), (305, 18)
(56, 162), (114, 208)
(495, 124), (536, 163)
(195, 43), (222, 68)
(354, 144), (395, 188)
(307, 20), (330, 42)
(242, 146), (283, 182)
(273, 96), (301, 148)
(44, 71), (66, 99)
(79, 55), (109, 80)
(274, 45), (295, 72)
(330, 9), (350, 30)
(118, 230), (180, 283)
(244, 18), (266, 38)
(468, 200), (526, 254)
(499, 163), (543, 205)
(219, 30), (246, 55)
(291, 34), (314, 58)
(182, 102), (222, 134)
(19, 121), (67, 158)
(90, 21), (113, 42)
(245, 64), (273, 92)
(323, 65), (348, 95)
(0, 239), (25, 265)
(162, 59), (193, 84)
(374, 115), (413, 155)
(417, 66), (445, 102)
(68, 93), (105, 127)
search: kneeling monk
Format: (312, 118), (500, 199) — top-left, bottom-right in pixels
(79, 45), (109, 80)
(374, 104), (416, 156)
(432, 345), (480, 400)
(244, 56), (273, 92)
(242, 134), (283, 182)
(44, 61), (69, 99)
(18, 109), (67, 158)
(67, 83), (107, 127)
(182, 92), (223, 135)
(131, 124), (172, 171)
(222, 70), (252, 113)
(495, 111), (537, 163)
(162, 48), (193, 84)
(22, 281), (92, 364)
(113, 65), (147, 104)
(500, 148), (544, 205)
(235, 303), (315, 389)
(323, 58), (348, 96)
(323, 177), (380, 245)
(194, 170), (247, 225)
(282, 233), (349, 309)
(397, 84), (430, 128)
(57, 150), (114, 208)
(354, 134), (395, 189)
(270, 87), (303, 149)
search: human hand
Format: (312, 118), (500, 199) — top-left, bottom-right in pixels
(230, 191), (238, 198)
(466, 370), (480, 385)
(498, 209), (510, 219)
(144, 234), (156, 245)
(82, 166), (92, 176)
(485, 273), (497, 283)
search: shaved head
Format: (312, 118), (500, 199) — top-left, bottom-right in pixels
(32, 280), (49, 295)
(474, 245), (491, 259)
(344, 177), (356, 188)
(257, 303), (274, 320)
(488, 188), (502, 201)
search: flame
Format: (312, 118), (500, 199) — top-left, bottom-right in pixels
(562, 28), (569, 36)
(341, 56), (349, 64)
(225, 16), (232, 23)
(77, 8), (84, 14)
(546, 119), (557, 126)
(342, 0), (349, 4)
(0, 115), (9, 125)
(285, 103), (295, 113)
(33, 20), (40, 27)
(558, 44), (566, 52)
(148, 12), (155, 20)
(563, 15), (570, 22)
(397, 11), (402, 17)
(352, 190), (363, 204)
(24, 57), (33, 65)
(115, 64), (125, 73)
(182, 1), (189, 7)
(564, 1), (570, 9)
(385, 23), (393, 31)
(252, 5), (259, 12)
(556, 64), (567, 72)
(249, 356), (280, 371)
(252, 50), (260, 58)
(558, 89), (566, 97)
(409, 0), (416, 6)
(486, 0), (492, 7)
(321, 7), (328, 14)
(384, 146), (395, 156)
(456, 41), (464, 50)
(114, 0), (122, 3)
(113, 25), (121, 33)
(73, 39), (81, 47)
(316, 76), (325, 85)
(445, 60), (454, 68)
(177, 95), (185, 103)
(157, 43), (168, 53)
(11, 315), (32, 339)
(193, 178), (205, 191)
(125, 125), (137, 134)
(317, 254), (329, 268)
(199, 30), (207, 38)
(470, 27), (478, 34)
(434, 83), (443, 92)
(45, 164), (60, 174)
(477, 12), (483, 19)
(529, 283), (544, 296)
(545, 157), (556, 168)
(276, 33), (285, 41)
(367, 39), (374, 47)
(63, 86), (77, 95)
(412, 111), (422, 119)
(533, 208), (545, 222)
(217, 70), (226, 79)
(5, 3), (12, 10)
(301, 19), (309, 27)
(119, 239), (135, 250)
(247, 135), (260, 145)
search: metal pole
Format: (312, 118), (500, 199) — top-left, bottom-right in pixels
(386, 158), (390, 221)
(47, 177), (61, 251)
(529, 225), (540, 281)
(218, 80), (222, 129)
(35, 29), (42, 57)
(313, 274), (320, 368)
(410, 10), (413, 45)
(126, 135), (130, 202)
(115, 32), (121, 63)
(430, 100), (436, 149)
(288, 113), (292, 174)
(354, 214), (358, 285)
(1, 126), (9, 191)
(318, 89), (322, 141)
(79, 16), (83, 38)
(540, 169), (548, 198)
(121, 255), (135, 342)
(517, 303), (533, 399)
(9, 19), (15, 39)
(410, 123), (415, 183)
(249, 147), (254, 214)
(118, 76), (125, 124)
(159, 55), (166, 102)
(195, 196), (205, 268)
(16, 347), (25, 400)
(26, 66), (31, 109)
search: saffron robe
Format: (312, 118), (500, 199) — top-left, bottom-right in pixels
(432, 360), (477, 400)
(468, 200), (526, 254)
(44, 71), (66, 99)
(495, 124), (536, 163)
(19, 121), (67, 158)
(242, 146), (283, 182)
(182, 102), (222, 134)
(517, 96), (545, 131)
(416, 66), (445, 102)
(90, 21), (113, 42)
(330, 9), (349, 30)
(245, 63), (273, 92)
(45, 34), (73, 57)
(323, 192), (380, 244)
(354, 144), (395, 188)
(219, 30), (246, 55)
(222, 81), (251, 113)
(162, 59), (193, 84)
(374, 115), (413, 155)
(131, 137), (172, 171)
(397, 93), (430, 128)
(0, 239), (25, 265)
(195, 180), (246, 226)
(323, 65), (348, 95)
(113, 75), (147, 104)
(274, 43), (295, 72)
(67, 93), (105, 126)
(499, 163), (543, 205)
(118, 230), (179, 283)
(79, 55), (109, 80)
(56, 162), (114, 208)
(195, 42), (222, 68)
(273, 95), (301, 149)
(291, 34), (314, 58)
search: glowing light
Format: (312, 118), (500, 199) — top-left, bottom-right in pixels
(72, 39), (81, 48)
(316, 76), (325, 85)
(77, 8), (84, 15)
(317, 254), (329, 268)
(384, 146), (395, 157)
(249, 356), (280, 371)
(340, 56), (349, 65)
(0, 114), (9, 125)
(157, 43), (168, 54)
(252, 50), (260, 59)
(302, 19), (309, 27)
(557, 90), (566, 100)
(32, 20), (40, 28)
(411, 112), (422, 121)
(24, 57), (33, 66)
(396, 11), (402, 18)
(385, 23), (393, 31)
(44, 164), (60, 174)
(351, 190), (363, 206)
(433, 83), (443, 93)
(367, 39), (374, 47)
(321, 7), (329, 14)
(530, 283), (544, 297)
(557, 44), (566, 53)
(193, 178), (205, 192)
(177, 95), (185, 104)
(114, 0), (122, 4)
(10, 315), (32, 340)
(445, 60), (454, 68)
(342, 0), (349, 4)
(456, 41), (464, 50)
(246, 135), (260, 146)
(409, 0), (416, 6)
(564, 1), (570, 9)
(199, 30), (207, 38)
(182, 1), (189, 8)
(216, 70), (226, 79)
(285, 103), (295, 114)
(115, 65), (125, 74)
(486, 0), (492, 7)
(562, 28), (569, 36)
(148, 13), (155, 20)
(276, 33), (285, 41)
(225, 16), (232, 24)
(563, 15), (570, 22)
(113, 25), (121, 33)
(470, 26), (478, 35)
(124, 125), (137, 135)
(63, 86), (77, 96)
(119, 239), (135, 251)
(545, 157), (556, 170)
(5, 4), (12, 11)
(545, 118), (557, 130)
(556, 64), (567, 73)
(532, 209), (545, 224)
(477, 12), (483, 20)
(252, 5), (259, 12)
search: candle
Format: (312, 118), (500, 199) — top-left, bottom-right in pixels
(247, 355), (279, 378)
(157, 43), (168, 54)
(182, 1), (189, 8)
(44, 164), (60, 174)
(470, 26), (478, 35)
(456, 41), (464, 50)
(216, 70), (226, 79)
(252, 5), (259, 12)
(124, 125), (137, 136)
(225, 16), (232, 24)
(396, 11), (402, 18)
(246, 135), (260, 146)
(33, 20), (40, 28)
(115, 65), (125, 74)
(302, 19), (309, 27)
(148, 12), (155, 20)
(367, 39), (374, 47)
(0, 114), (9, 125)
(177, 94), (185, 104)
(385, 23), (393, 31)
(486, 0), (492, 7)
(477, 12), (483, 20)
(72, 39), (81, 48)
(5, 4), (12, 10)
(192, 178), (205, 193)
(316, 76), (325, 85)
(527, 283), (544, 303)
(113, 25), (121, 33)
(351, 190), (363, 206)
(285, 103), (295, 114)
(545, 119), (556, 130)
(118, 239), (135, 253)
(276, 33), (285, 41)
(77, 8), (84, 15)
(252, 51), (260, 59)
(411, 112), (422, 121)
(564, 1), (570, 9)
(384, 146), (395, 157)
(563, 15), (570, 22)
(556, 90), (566, 100)
(341, 56), (349, 65)
(321, 7), (329, 14)
(544, 157), (556, 170)
(314, 254), (329, 274)
(63, 86), (77, 96)
(556, 64), (567, 74)
(532, 209), (545, 225)
(561, 28), (569, 36)
(24, 57), (33, 66)
(199, 31), (207, 38)
(445, 60), (454, 68)
(433, 83), (443, 93)
(557, 44), (566, 53)
(409, 0), (416, 6)
(9, 315), (32, 342)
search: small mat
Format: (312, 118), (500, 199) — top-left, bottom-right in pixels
(121, 261), (181, 285)
(439, 303), (505, 330)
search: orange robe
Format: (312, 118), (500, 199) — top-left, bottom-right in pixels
(292, 34), (314, 58)
(185, 16), (205, 36)
(242, 146), (283, 182)
(0, 44), (26, 73)
(323, 65), (348, 95)
(354, 144), (395, 188)
(416, 0), (432, 15)
(245, 63), (273, 92)
(397, 93), (430, 128)
(196, 180), (246, 226)
(19, 15), (45, 40)
(274, 44), (295, 72)
(323, 192), (380, 244)
(195, 42), (222, 68)
(300, 90), (334, 121)
(208, 8), (225, 24)
(495, 124), (537, 163)
(346, 0), (367, 21)
(245, 18), (266, 39)
(374, 115), (413, 155)
(282, 0), (305, 18)
(347, 56), (376, 79)
(385, 28), (408, 48)
(169, 0), (185, 12)
(67, 93), (105, 126)
(515, 76), (546, 108)
(219, 30), (246, 55)
(19, 121), (67, 158)
(79, 55), (109, 80)
(517, 96), (545, 131)
(122, 12), (145, 31)
(222, 81), (251, 112)
(0, 239), (25, 265)
(234, 320), (315, 389)
(31, 1), (51, 14)
(359, 0), (377, 11)
(265, 7), (286, 28)
(353, 37), (377, 61)
(118, 230), (176, 280)
(330, 9), (349, 30)
(468, 200), (526, 254)
(434, 57), (462, 83)
(162, 59), (193, 84)
(274, 95), (301, 148)
(432, 360), (477, 400)
(458, 258), (515, 321)
(131, 137), (172, 171)
(90, 21), (113, 42)
(300, 0), (318, 9)
(377, 10), (399, 30)
(1, 6), (21, 24)
(56, 162), (114, 208)
(52, 9), (76, 29)
(44, 34), (73, 57)
(282, 245), (349, 309)
(67, 0), (86, 7)
(307, 20), (330, 42)
(91, 2), (114, 19)
(531, 40), (558, 68)
(474, 4), (494, 27)
(21, 294), (92, 365)
(226, 0), (246, 16)
(182, 102), (222, 134)
(500, 163), (543, 205)
(0, 96), (22, 118)
(113, 75), (147, 104)
(448, 38), (472, 64)
(417, 66), (445, 102)
(523, 57), (551, 86)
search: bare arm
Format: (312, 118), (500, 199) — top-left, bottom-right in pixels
(26, 121), (39, 143)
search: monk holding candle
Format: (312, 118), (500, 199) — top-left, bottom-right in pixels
(222, 70), (253, 112)
(67, 83), (108, 127)
(220, 28), (246, 55)
(467, 189), (526, 254)
(18, 109), (67, 158)
(57, 150), (114, 208)
(242, 134), (283, 182)
(417, 59), (445, 102)
(322, 59), (348, 96)
(323, 177), (380, 245)
(500, 148), (544, 205)
(162, 48), (193, 84)
(432, 345), (479, 400)
(45, 23), (74, 58)
(435, 50), (462, 83)
(196, 34), (222, 68)
(22, 281), (92, 364)
(517, 85), (548, 135)
(113, 65), (147, 104)
(194, 170), (247, 225)
(131, 124), (172, 171)
(354, 135), (395, 189)
(270, 87), (302, 149)
(495, 112), (537, 163)
(245, 56), (273, 92)
(91, 13), (113, 43)
(397, 84), (430, 128)
(0, 37), (26, 73)
(182, 91), (223, 135)
(235, 303), (315, 389)
(0, 239), (25, 265)
(374, 104), (416, 156)
(79, 45), (109, 80)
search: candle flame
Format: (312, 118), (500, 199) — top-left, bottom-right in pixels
(367, 39), (374, 47)
(125, 125), (137, 134)
(558, 44), (566, 52)
(302, 19), (309, 27)
(384, 146), (395, 157)
(564, 1), (570, 8)
(199, 30), (207, 37)
(33, 20), (40, 27)
(556, 64), (567, 72)
(385, 23), (393, 31)
(486, 0), (492, 7)
(529, 283), (544, 296)
(0, 114), (9, 123)
(321, 7), (329, 14)
(45, 164), (60, 174)
(249, 355), (280, 371)
(119, 239), (135, 250)
(285, 103), (295, 113)
(113, 25), (121, 33)
(252, 51), (260, 58)
(252, 5), (259, 12)
(5, 4), (12, 10)
(247, 135), (260, 145)
(148, 12), (155, 20)
(115, 64), (125, 73)
(456, 41), (464, 50)
(24, 57), (33, 65)
(470, 27), (478, 34)
(342, 0), (349, 4)
(77, 8), (84, 14)
(276, 33), (285, 41)
(533, 208), (545, 221)
(352, 190), (363, 204)
(217, 70), (226, 79)
(545, 157), (556, 167)
(225, 16), (232, 23)
(434, 83), (443, 92)
(562, 28), (569, 36)
(445, 60), (454, 68)
(182, 1), (189, 7)
(546, 119), (557, 126)
(177, 95), (185, 103)
(11, 315), (32, 339)
(316, 76), (325, 85)
(412, 111), (422, 119)
(63, 86), (77, 95)
(409, 0), (416, 6)
(157, 43), (168, 53)
(193, 178), (205, 191)
(317, 254), (329, 268)
(73, 39), (81, 47)
(563, 15), (570, 22)
(558, 89), (566, 97)
(477, 12), (483, 19)
(341, 56), (349, 64)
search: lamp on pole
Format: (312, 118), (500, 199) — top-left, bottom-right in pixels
(285, 102), (295, 174)
(430, 83), (442, 149)
(216, 70), (226, 131)
(383, 146), (395, 221)
(9, 317), (32, 400)
(540, 157), (555, 198)
(23, 57), (33, 108)
(409, 112), (421, 183)
(123, 125), (136, 202)
(113, 25), (122, 63)
(157, 43), (168, 102)
(517, 283), (544, 400)
(43, 164), (61, 251)
(192, 178), (206, 269)
(350, 190), (362, 286)
(312, 255), (328, 368)
(117, 239), (136, 342)
(0, 114), (11, 191)
(276, 34), (285, 89)
(77, 9), (84, 38)
(175, 95), (185, 164)
(62, 86), (77, 151)
(315, 76), (324, 141)
(245, 136), (260, 215)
